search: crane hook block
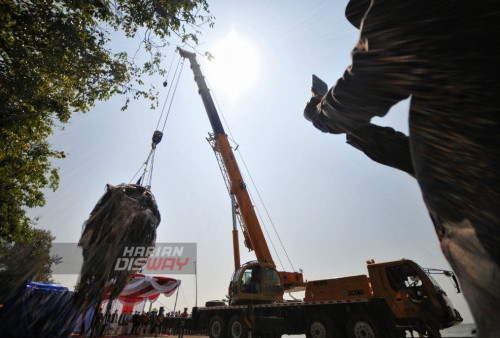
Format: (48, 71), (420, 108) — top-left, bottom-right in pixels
(152, 130), (163, 146)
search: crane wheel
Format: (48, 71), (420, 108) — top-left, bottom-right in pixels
(209, 315), (226, 338)
(306, 314), (339, 338)
(346, 314), (383, 338)
(227, 315), (247, 338)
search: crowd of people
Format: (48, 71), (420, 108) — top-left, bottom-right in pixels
(94, 307), (190, 336)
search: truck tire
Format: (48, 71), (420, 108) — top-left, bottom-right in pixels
(209, 315), (226, 338)
(346, 314), (383, 338)
(227, 315), (247, 338)
(306, 314), (339, 338)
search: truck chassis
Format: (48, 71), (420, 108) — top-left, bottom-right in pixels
(176, 298), (420, 338)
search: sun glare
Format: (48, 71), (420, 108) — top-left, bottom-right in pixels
(206, 30), (260, 102)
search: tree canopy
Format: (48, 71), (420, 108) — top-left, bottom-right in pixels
(0, 0), (213, 241)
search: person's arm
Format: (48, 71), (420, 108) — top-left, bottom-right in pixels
(347, 123), (414, 176)
(304, 1), (417, 134)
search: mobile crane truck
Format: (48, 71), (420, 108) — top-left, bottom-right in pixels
(171, 47), (463, 338)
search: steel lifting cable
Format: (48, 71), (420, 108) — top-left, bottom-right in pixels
(237, 152), (296, 272)
(155, 48), (180, 130)
(130, 50), (186, 188)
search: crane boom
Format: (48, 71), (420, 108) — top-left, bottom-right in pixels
(177, 47), (274, 266)
(177, 47), (305, 296)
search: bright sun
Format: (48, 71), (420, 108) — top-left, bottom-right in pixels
(206, 30), (260, 102)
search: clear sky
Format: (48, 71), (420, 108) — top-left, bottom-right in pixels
(30, 0), (473, 323)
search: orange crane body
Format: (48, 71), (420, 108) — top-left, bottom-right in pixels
(213, 134), (274, 265)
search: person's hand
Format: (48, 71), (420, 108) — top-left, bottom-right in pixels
(304, 94), (340, 133)
(303, 94), (322, 122)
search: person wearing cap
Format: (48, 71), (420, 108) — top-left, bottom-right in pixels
(304, 0), (500, 336)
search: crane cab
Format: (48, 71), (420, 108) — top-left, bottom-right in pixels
(229, 261), (284, 305)
(368, 259), (462, 329)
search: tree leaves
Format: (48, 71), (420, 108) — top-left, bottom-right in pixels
(0, 228), (61, 303)
(0, 0), (213, 241)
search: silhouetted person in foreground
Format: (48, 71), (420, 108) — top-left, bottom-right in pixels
(304, 1), (500, 336)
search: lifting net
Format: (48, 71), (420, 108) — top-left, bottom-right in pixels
(74, 184), (161, 312)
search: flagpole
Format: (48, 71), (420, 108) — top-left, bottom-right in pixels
(173, 285), (179, 314)
(195, 260), (198, 307)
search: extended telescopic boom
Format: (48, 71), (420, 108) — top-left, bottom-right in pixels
(177, 47), (305, 292)
(177, 47), (274, 266)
